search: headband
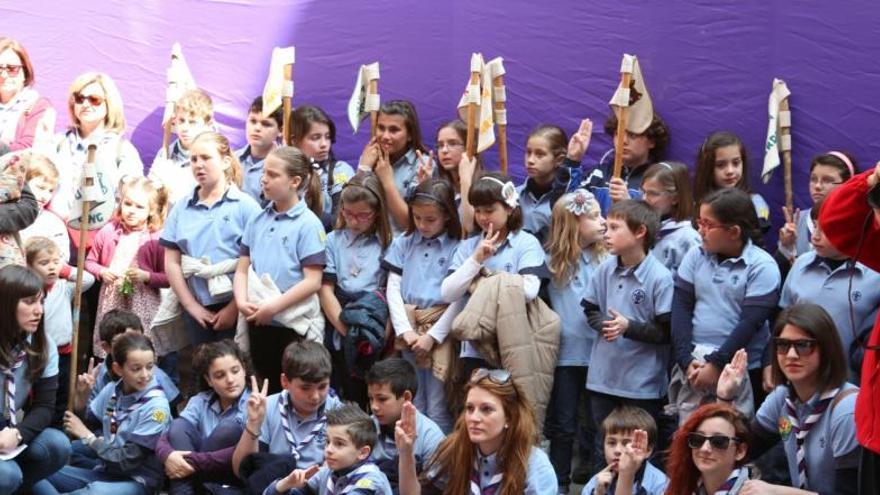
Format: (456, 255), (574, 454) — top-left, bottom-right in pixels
(826, 151), (855, 177)
(479, 176), (519, 208)
(563, 189), (598, 216)
(657, 161), (673, 171)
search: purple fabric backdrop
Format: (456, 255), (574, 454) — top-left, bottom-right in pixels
(5, 0), (880, 233)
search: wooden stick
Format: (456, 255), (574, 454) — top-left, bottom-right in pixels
(465, 69), (480, 159)
(779, 97), (793, 211)
(612, 71), (633, 182)
(492, 74), (508, 175)
(282, 63), (293, 145)
(369, 78), (379, 139)
(161, 119), (172, 157)
(68, 144), (96, 411)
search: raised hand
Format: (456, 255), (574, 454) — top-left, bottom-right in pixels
(778, 206), (800, 253)
(566, 118), (593, 162)
(472, 223), (500, 264)
(716, 349), (748, 400)
(394, 401), (418, 456)
(76, 357), (98, 396)
(416, 150), (435, 184)
(277, 465), (321, 491)
(246, 376), (270, 429)
(618, 429), (650, 476)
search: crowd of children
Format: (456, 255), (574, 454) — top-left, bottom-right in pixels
(0, 34), (877, 495)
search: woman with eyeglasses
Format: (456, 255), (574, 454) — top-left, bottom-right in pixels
(395, 368), (557, 494)
(664, 403), (755, 494)
(0, 37), (54, 155)
(714, 303), (859, 495)
(50, 72), (144, 244)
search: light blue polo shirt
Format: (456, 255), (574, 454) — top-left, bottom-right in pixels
(317, 159), (355, 219)
(584, 255), (673, 399)
(780, 252), (880, 364)
(267, 462), (393, 495)
(324, 229), (386, 296)
(751, 193), (770, 224)
(383, 231), (460, 309)
(675, 242), (781, 369)
(236, 145), (269, 205)
(582, 461), (668, 495)
(756, 384), (859, 494)
(391, 149), (420, 202)
(795, 208), (814, 256)
(0, 334), (58, 419)
(369, 410), (445, 476)
(651, 219), (701, 276)
(179, 389), (251, 439)
(160, 185), (261, 306)
(241, 200), (327, 295)
(259, 390), (342, 465)
(427, 447), (556, 495)
(547, 251), (602, 367)
(516, 179), (554, 242)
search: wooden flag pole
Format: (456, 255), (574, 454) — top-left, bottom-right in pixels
(68, 144), (96, 411)
(779, 97), (793, 212)
(282, 63), (294, 145)
(465, 67), (480, 159)
(492, 73), (508, 175)
(161, 120), (172, 157)
(612, 71), (633, 182)
(369, 78), (379, 139)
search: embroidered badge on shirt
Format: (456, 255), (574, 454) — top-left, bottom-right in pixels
(778, 416), (792, 440)
(152, 409), (167, 423)
(631, 288), (646, 304)
(355, 478), (374, 489)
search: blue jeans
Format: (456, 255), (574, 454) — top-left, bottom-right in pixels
(0, 428), (71, 493)
(33, 466), (146, 495)
(544, 366), (592, 489)
(403, 351), (454, 434)
(167, 417), (244, 494)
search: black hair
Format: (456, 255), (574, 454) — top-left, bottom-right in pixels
(326, 402), (377, 450)
(282, 340), (332, 382)
(365, 358), (418, 398)
(608, 199), (661, 251)
(193, 339), (255, 392)
(0, 265), (48, 382)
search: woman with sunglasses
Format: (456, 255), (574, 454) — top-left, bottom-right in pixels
(664, 403), (755, 494)
(50, 72), (143, 245)
(0, 37), (54, 155)
(715, 303), (859, 494)
(395, 368), (557, 494)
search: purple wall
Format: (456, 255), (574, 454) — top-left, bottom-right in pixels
(6, 0), (880, 231)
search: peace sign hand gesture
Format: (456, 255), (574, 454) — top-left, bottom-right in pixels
(416, 150), (435, 184)
(246, 376), (270, 430)
(472, 223), (501, 264)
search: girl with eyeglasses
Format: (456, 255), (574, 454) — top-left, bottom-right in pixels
(432, 119), (481, 233)
(396, 368), (557, 494)
(671, 188), (781, 423)
(714, 303), (859, 495)
(0, 37), (54, 154)
(51, 72), (144, 241)
(664, 403), (755, 494)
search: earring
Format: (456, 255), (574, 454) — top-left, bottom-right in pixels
(504, 424), (509, 429)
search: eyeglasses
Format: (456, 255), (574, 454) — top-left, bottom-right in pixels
(809, 176), (843, 188)
(687, 432), (740, 450)
(0, 64), (22, 77)
(773, 338), (818, 357)
(696, 218), (728, 231)
(436, 141), (464, 152)
(470, 368), (511, 385)
(340, 207), (375, 222)
(73, 93), (105, 107)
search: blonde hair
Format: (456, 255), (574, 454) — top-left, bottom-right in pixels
(115, 176), (169, 232)
(23, 152), (59, 183)
(190, 132), (243, 188)
(67, 72), (126, 134)
(24, 236), (59, 266)
(174, 89), (213, 123)
(545, 195), (606, 285)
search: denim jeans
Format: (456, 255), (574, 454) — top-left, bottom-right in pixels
(544, 366), (592, 489)
(403, 350), (454, 434)
(0, 428), (71, 493)
(33, 465), (146, 495)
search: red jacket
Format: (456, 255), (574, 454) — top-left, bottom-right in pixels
(820, 169), (880, 453)
(84, 219), (168, 288)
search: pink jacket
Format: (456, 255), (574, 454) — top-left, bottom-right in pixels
(9, 96), (53, 151)
(84, 219), (168, 288)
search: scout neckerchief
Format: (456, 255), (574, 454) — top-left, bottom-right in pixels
(105, 382), (163, 441)
(784, 386), (840, 489)
(2, 348), (27, 426)
(695, 465), (749, 494)
(326, 462), (381, 494)
(279, 390), (326, 460)
(469, 453), (502, 495)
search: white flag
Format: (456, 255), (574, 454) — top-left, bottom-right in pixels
(162, 43), (197, 126)
(762, 78), (792, 183)
(347, 62), (380, 133)
(261, 46), (295, 118)
(456, 54), (505, 153)
(608, 54), (653, 134)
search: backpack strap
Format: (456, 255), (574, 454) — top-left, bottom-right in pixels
(832, 387), (859, 411)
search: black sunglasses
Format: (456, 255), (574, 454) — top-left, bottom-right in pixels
(773, 338), (818, 357)
(470, 368), (511, 385)
(687, 432), (740, 450)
